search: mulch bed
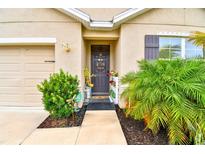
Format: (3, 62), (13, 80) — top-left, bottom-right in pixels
(115, 105), (169, 145)
(38, 105), (87, 128)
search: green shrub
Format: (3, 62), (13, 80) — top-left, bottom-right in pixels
(37, 69), (79, 118)
(121, 59), (205, 144)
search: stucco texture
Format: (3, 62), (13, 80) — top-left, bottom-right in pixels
(1, 8), (205, 107)
(119, 8), (205, 75)
(0, 8), (83, 86)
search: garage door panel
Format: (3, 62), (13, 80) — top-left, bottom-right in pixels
(23, 56), (54, 63)
(24, 95), (42, 105)
(0, 87), (22, 94)
(24, 47), (54, 56)
(0, 46), (54, 107)
(0, 95), (23, 103)
(0, 64), (21, 72)
(25, 64), (54, 72)
(0, 56), (21, 63)
(0, 79), (23, 87)
(24, 72), (52, 78)
(24, 87), (41, 95)
(0, 72), (22, 78)
(0, 48), (21, 56)
(24, 78), (44, 87)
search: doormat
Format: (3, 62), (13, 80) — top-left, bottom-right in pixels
(87, 102), (115, 110)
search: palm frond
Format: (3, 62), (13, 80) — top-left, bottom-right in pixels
(121, 59), (205, 144)
(188, 31), (205, 47)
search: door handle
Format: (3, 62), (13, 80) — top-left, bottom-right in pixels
(44, 60), (55, 63)
(91, 74), (97, 77)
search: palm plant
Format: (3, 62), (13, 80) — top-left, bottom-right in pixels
(121, 59), (205, 144)
(189, 31), (205, 47)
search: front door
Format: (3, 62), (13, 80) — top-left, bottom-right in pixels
(91, 45), (110, 96)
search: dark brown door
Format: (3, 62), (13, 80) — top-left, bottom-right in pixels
(91, 45), (110, 96)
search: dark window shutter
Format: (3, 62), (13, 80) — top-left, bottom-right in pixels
(145, 35), (159, 60)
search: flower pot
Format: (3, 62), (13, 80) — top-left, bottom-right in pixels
(85, 87), (91, 99)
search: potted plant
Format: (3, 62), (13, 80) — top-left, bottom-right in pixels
(84, 67), (94, 100)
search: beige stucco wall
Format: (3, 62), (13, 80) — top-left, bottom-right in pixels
(1, 8), (205, 106)
(113, 29), (122, 75)
(0, 9), (77, 22)
(0, 8), (84, 87)
(117, 8), (205, 108)
(83, 29), (119, 40)
(81, 31), (87, 88)
(120, 8), (205, 75)
(79, 8), (128, 21)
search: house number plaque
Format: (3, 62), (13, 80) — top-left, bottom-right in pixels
(96, 53), (105, 72)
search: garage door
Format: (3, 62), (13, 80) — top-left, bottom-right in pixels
(0, 46), (54, 107)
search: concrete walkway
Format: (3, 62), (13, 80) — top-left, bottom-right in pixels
(0, 108), (48, 145)
(23, 110), (127, 145)
(76, 110), (127, 145)
(23, 127), (80, 145)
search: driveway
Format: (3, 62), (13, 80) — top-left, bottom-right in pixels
(0, 107), (48, 145)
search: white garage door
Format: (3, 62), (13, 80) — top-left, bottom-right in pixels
(0, 46), (54, 107)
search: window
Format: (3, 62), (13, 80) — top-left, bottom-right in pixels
(185, 39), (203, 59)
(159, 37), (181, 59)
(159, 36), (204, 59)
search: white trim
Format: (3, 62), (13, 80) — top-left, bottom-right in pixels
(57, 8), (90, 23)
(158, 32), (190, 37)
(113, 8), (150, 26)
(56, 8), (151, 30)
(0, 37), (56, 45)
(181, 38), (186, 59)
(90, 21), (113, 28)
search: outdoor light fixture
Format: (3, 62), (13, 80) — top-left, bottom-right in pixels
(62, 42), (71, 52)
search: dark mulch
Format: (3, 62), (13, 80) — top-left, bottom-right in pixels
(38, 105), (87, 128)
(115, 105), (169, 145)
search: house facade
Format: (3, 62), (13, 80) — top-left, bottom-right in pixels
(0, 8), (205, 107)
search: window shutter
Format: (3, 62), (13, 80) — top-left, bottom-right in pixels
(145, 35), (159, 60)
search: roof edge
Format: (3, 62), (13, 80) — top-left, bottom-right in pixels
(56, 8), (151, 30)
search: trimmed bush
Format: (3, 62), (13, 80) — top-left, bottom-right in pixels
(37, 69), (79, 118)
(121, 59), (205, 144)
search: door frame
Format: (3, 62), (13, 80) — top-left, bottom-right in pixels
(90, 44), (110, 96)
